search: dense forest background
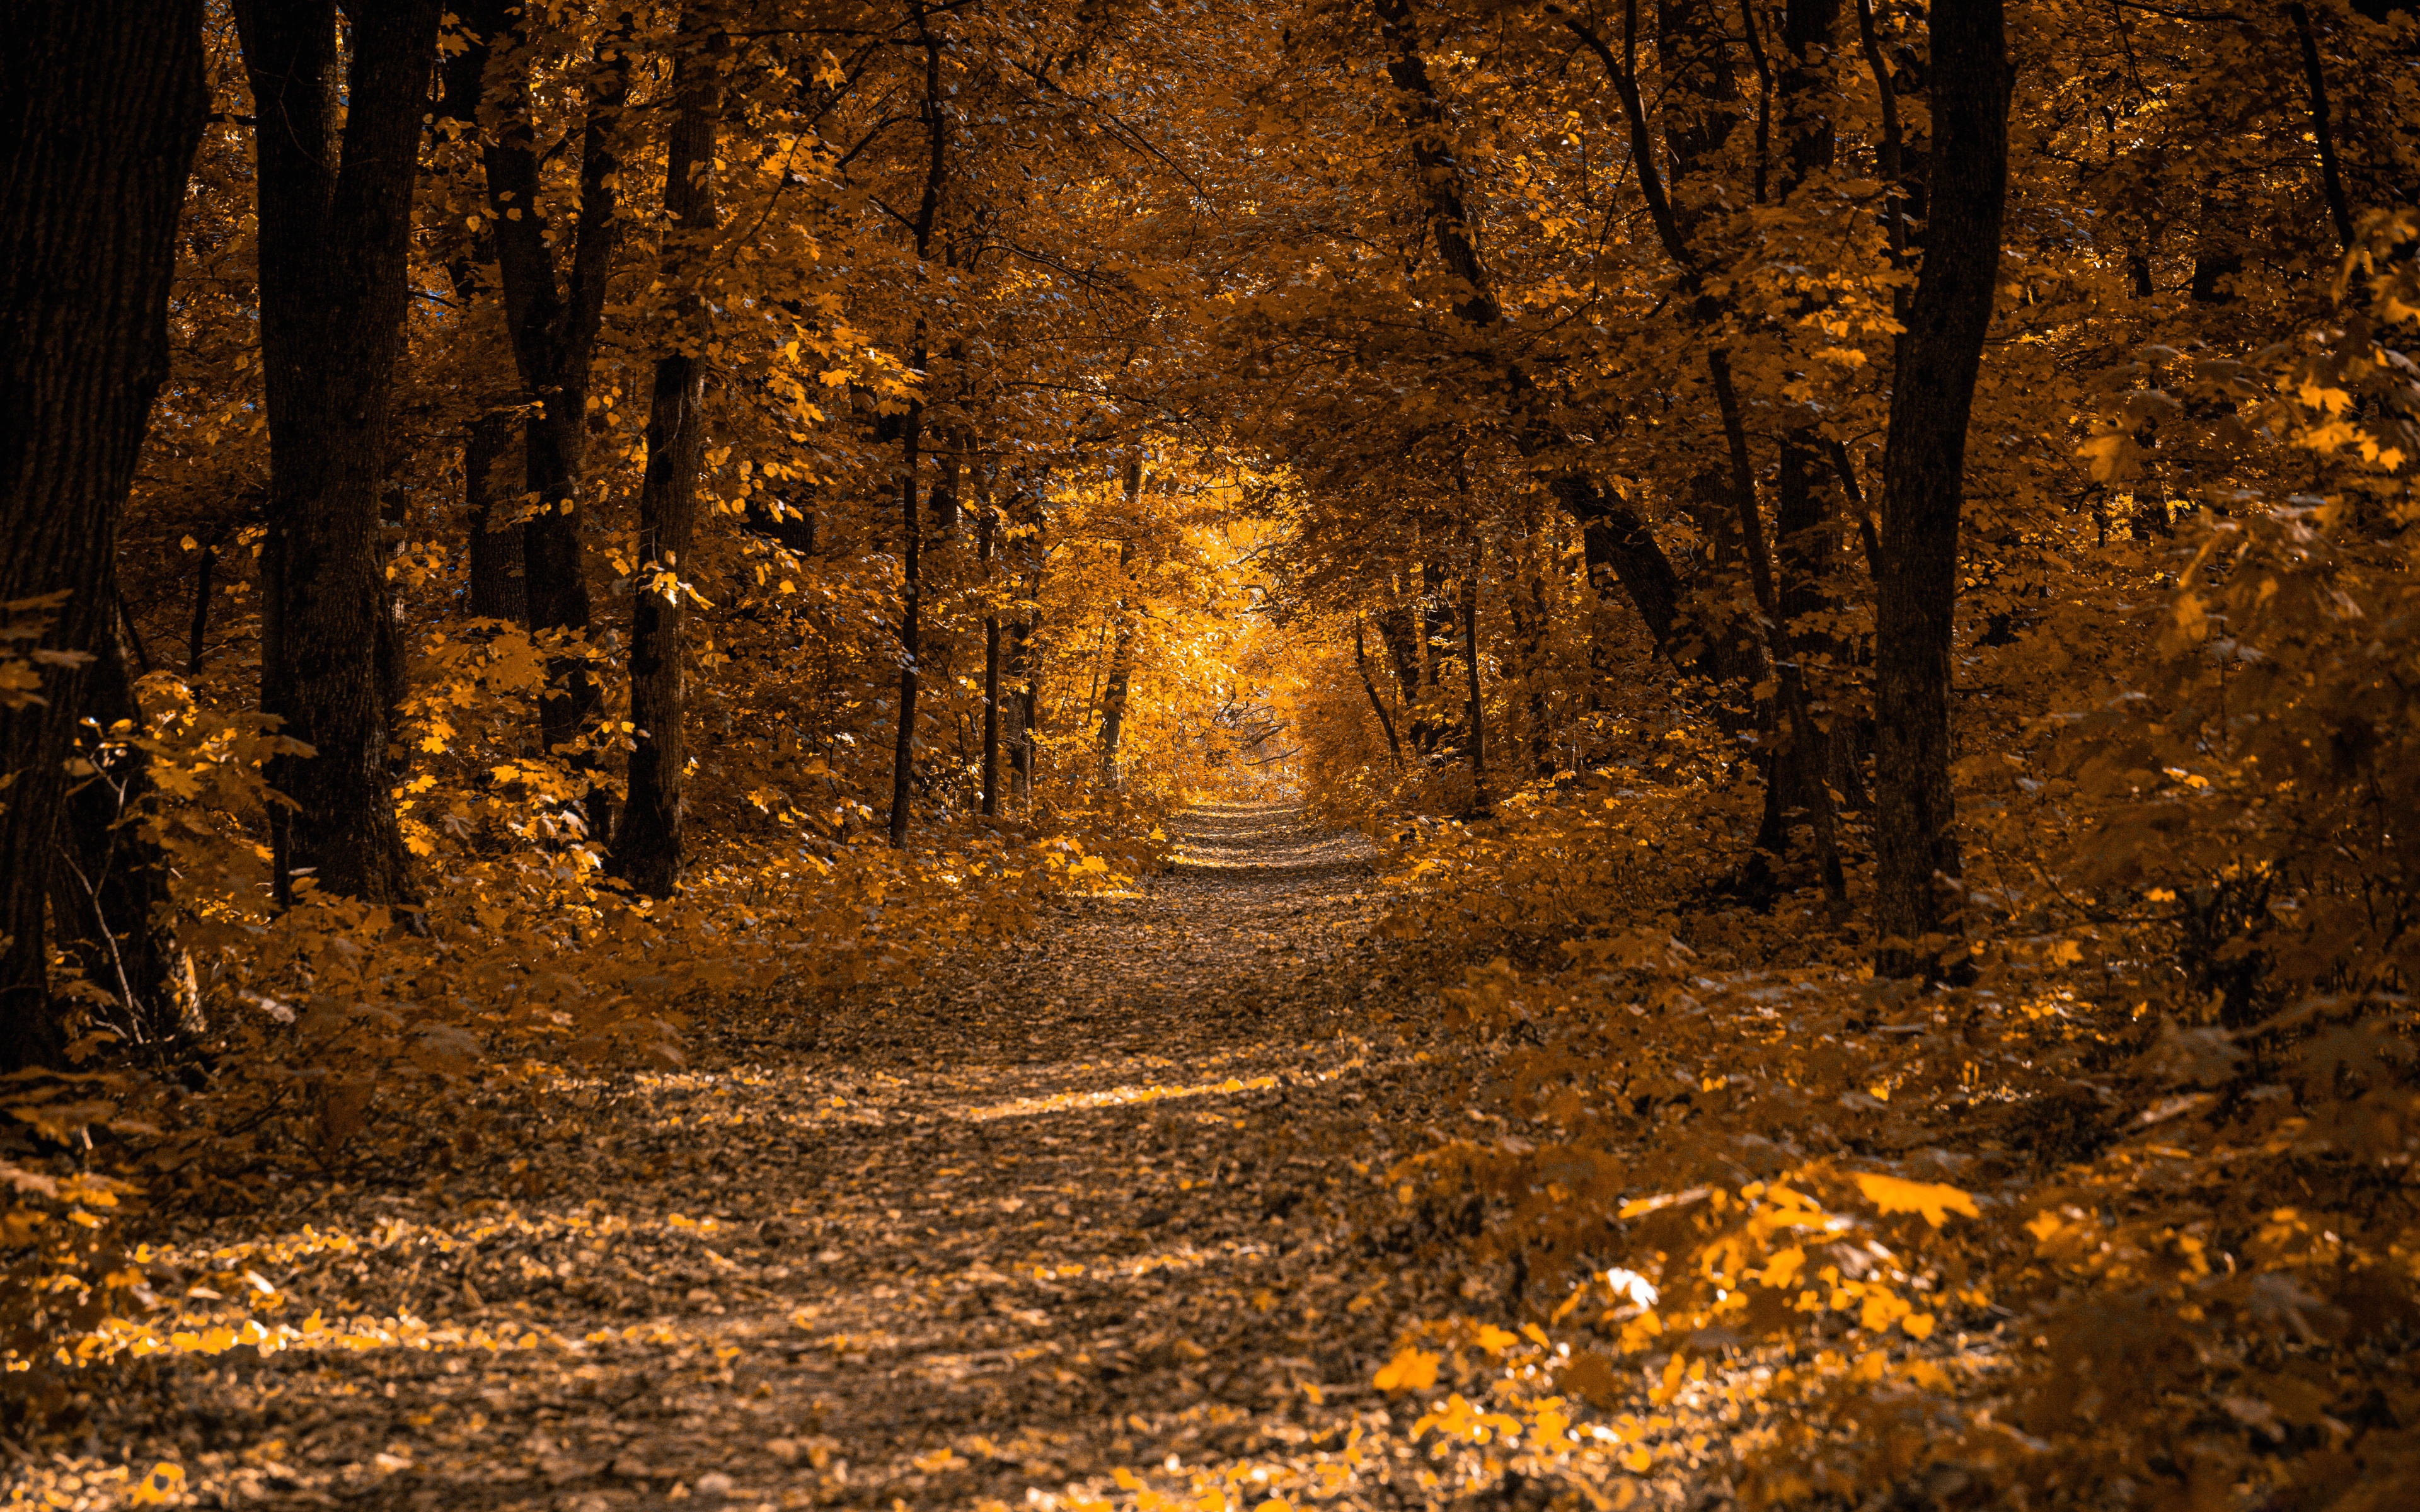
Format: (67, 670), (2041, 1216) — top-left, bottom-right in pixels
(5, 0), (2420, 1506)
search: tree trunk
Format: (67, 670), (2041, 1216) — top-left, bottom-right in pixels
(1002, 474), (1045, 811)
(1354, 616), (1404, 764)
(0, 0), (205, 1067)
(1097, 457), (1144, 788)
(460, 0), (626, 837)
(1508, 523), (1553, 777)
(887, 14), (949, 848)
(465, 411), (527, 625)
(1005, 613), (1033, 807)
(608, 13), (718, 895)
(1872, 0), (2010, 976)
(1097, 582), (1137, 788)
(1417, 558), (1456, 760)
(435, 29), (524, 631)
(1374, 602), (1422, 717)
(236, 0), (437, 910)
(1370, 0), (1498, 328)
(980, 502), (1001, 816)
(1461, 547), (1487, 811)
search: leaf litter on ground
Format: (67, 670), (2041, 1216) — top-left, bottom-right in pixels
(14, 805), (1645, 1512)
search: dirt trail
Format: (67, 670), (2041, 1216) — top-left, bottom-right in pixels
(36, 804), (1470, 1512)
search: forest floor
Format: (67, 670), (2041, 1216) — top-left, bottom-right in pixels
(23, 803), (1512, 1512)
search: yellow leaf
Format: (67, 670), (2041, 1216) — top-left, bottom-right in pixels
(1373, 1346), (1439, 1393)
(1852, 1172), (1980, 1227)
(131, 1463), (187, 1506)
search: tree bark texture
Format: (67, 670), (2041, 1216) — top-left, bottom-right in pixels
(1872, 0), (2010, 975)
(236, 0), (438, 908)
(609, 16), (719, 895)
(0, 0), (205, 1068)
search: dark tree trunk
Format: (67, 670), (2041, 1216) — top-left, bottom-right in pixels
(1005, 613), (1033, 807)
(1000, 472), (1045, 811)
(464, 411), (527, 624)
(1354, 616), (1403, 765)
(1371, 0), (1499, 328)
(0, 0), (205, 1067)
(1097, 457), (1143, 788)
(1872, 0), (2011, 976)
(1375, 603), (1422, 718)
(1556, 469), (1763, 719)
(887, 14), (948, 849)
(2286, 3), (2356, 253)
(50, 617), (199, 1051)
(1416, 557), (1462, 760)
(1555, 472), (1684, 656)
(888, 412), (924, 844)
(236, 0), (437, 909)
(980, 502), (1001, 815)
(460, 0), (625, 836)
(1460, 549), (1487, 810)
(435, 30), (523, 630)
(609, 16), (717, 896)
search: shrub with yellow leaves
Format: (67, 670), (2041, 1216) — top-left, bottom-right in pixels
(1347, 212), (2420, 1511)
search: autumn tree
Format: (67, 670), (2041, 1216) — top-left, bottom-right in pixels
(234, 0), (442, 908)
(608, 7), (722, 895)
(1869, 0), (2010, 976)
(454, 0), (630, 835)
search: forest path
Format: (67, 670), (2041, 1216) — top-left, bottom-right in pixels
(69, 804), (1468, 1512)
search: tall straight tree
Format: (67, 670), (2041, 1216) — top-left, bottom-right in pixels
(236, 0), (441, 908)
(460, 0), (629, 834)
(0, 0), (207, 1069)
(1871, 0), (2012, 975)
(432, 28), (526, 629)
(1095, 456), (1144, 788)
(979, 483), (1003, 816)
(887, 7), (949, 847)
(609, 10), (721, 895)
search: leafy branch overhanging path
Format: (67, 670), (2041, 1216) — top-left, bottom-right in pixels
(72, 806), (1482, 1511)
